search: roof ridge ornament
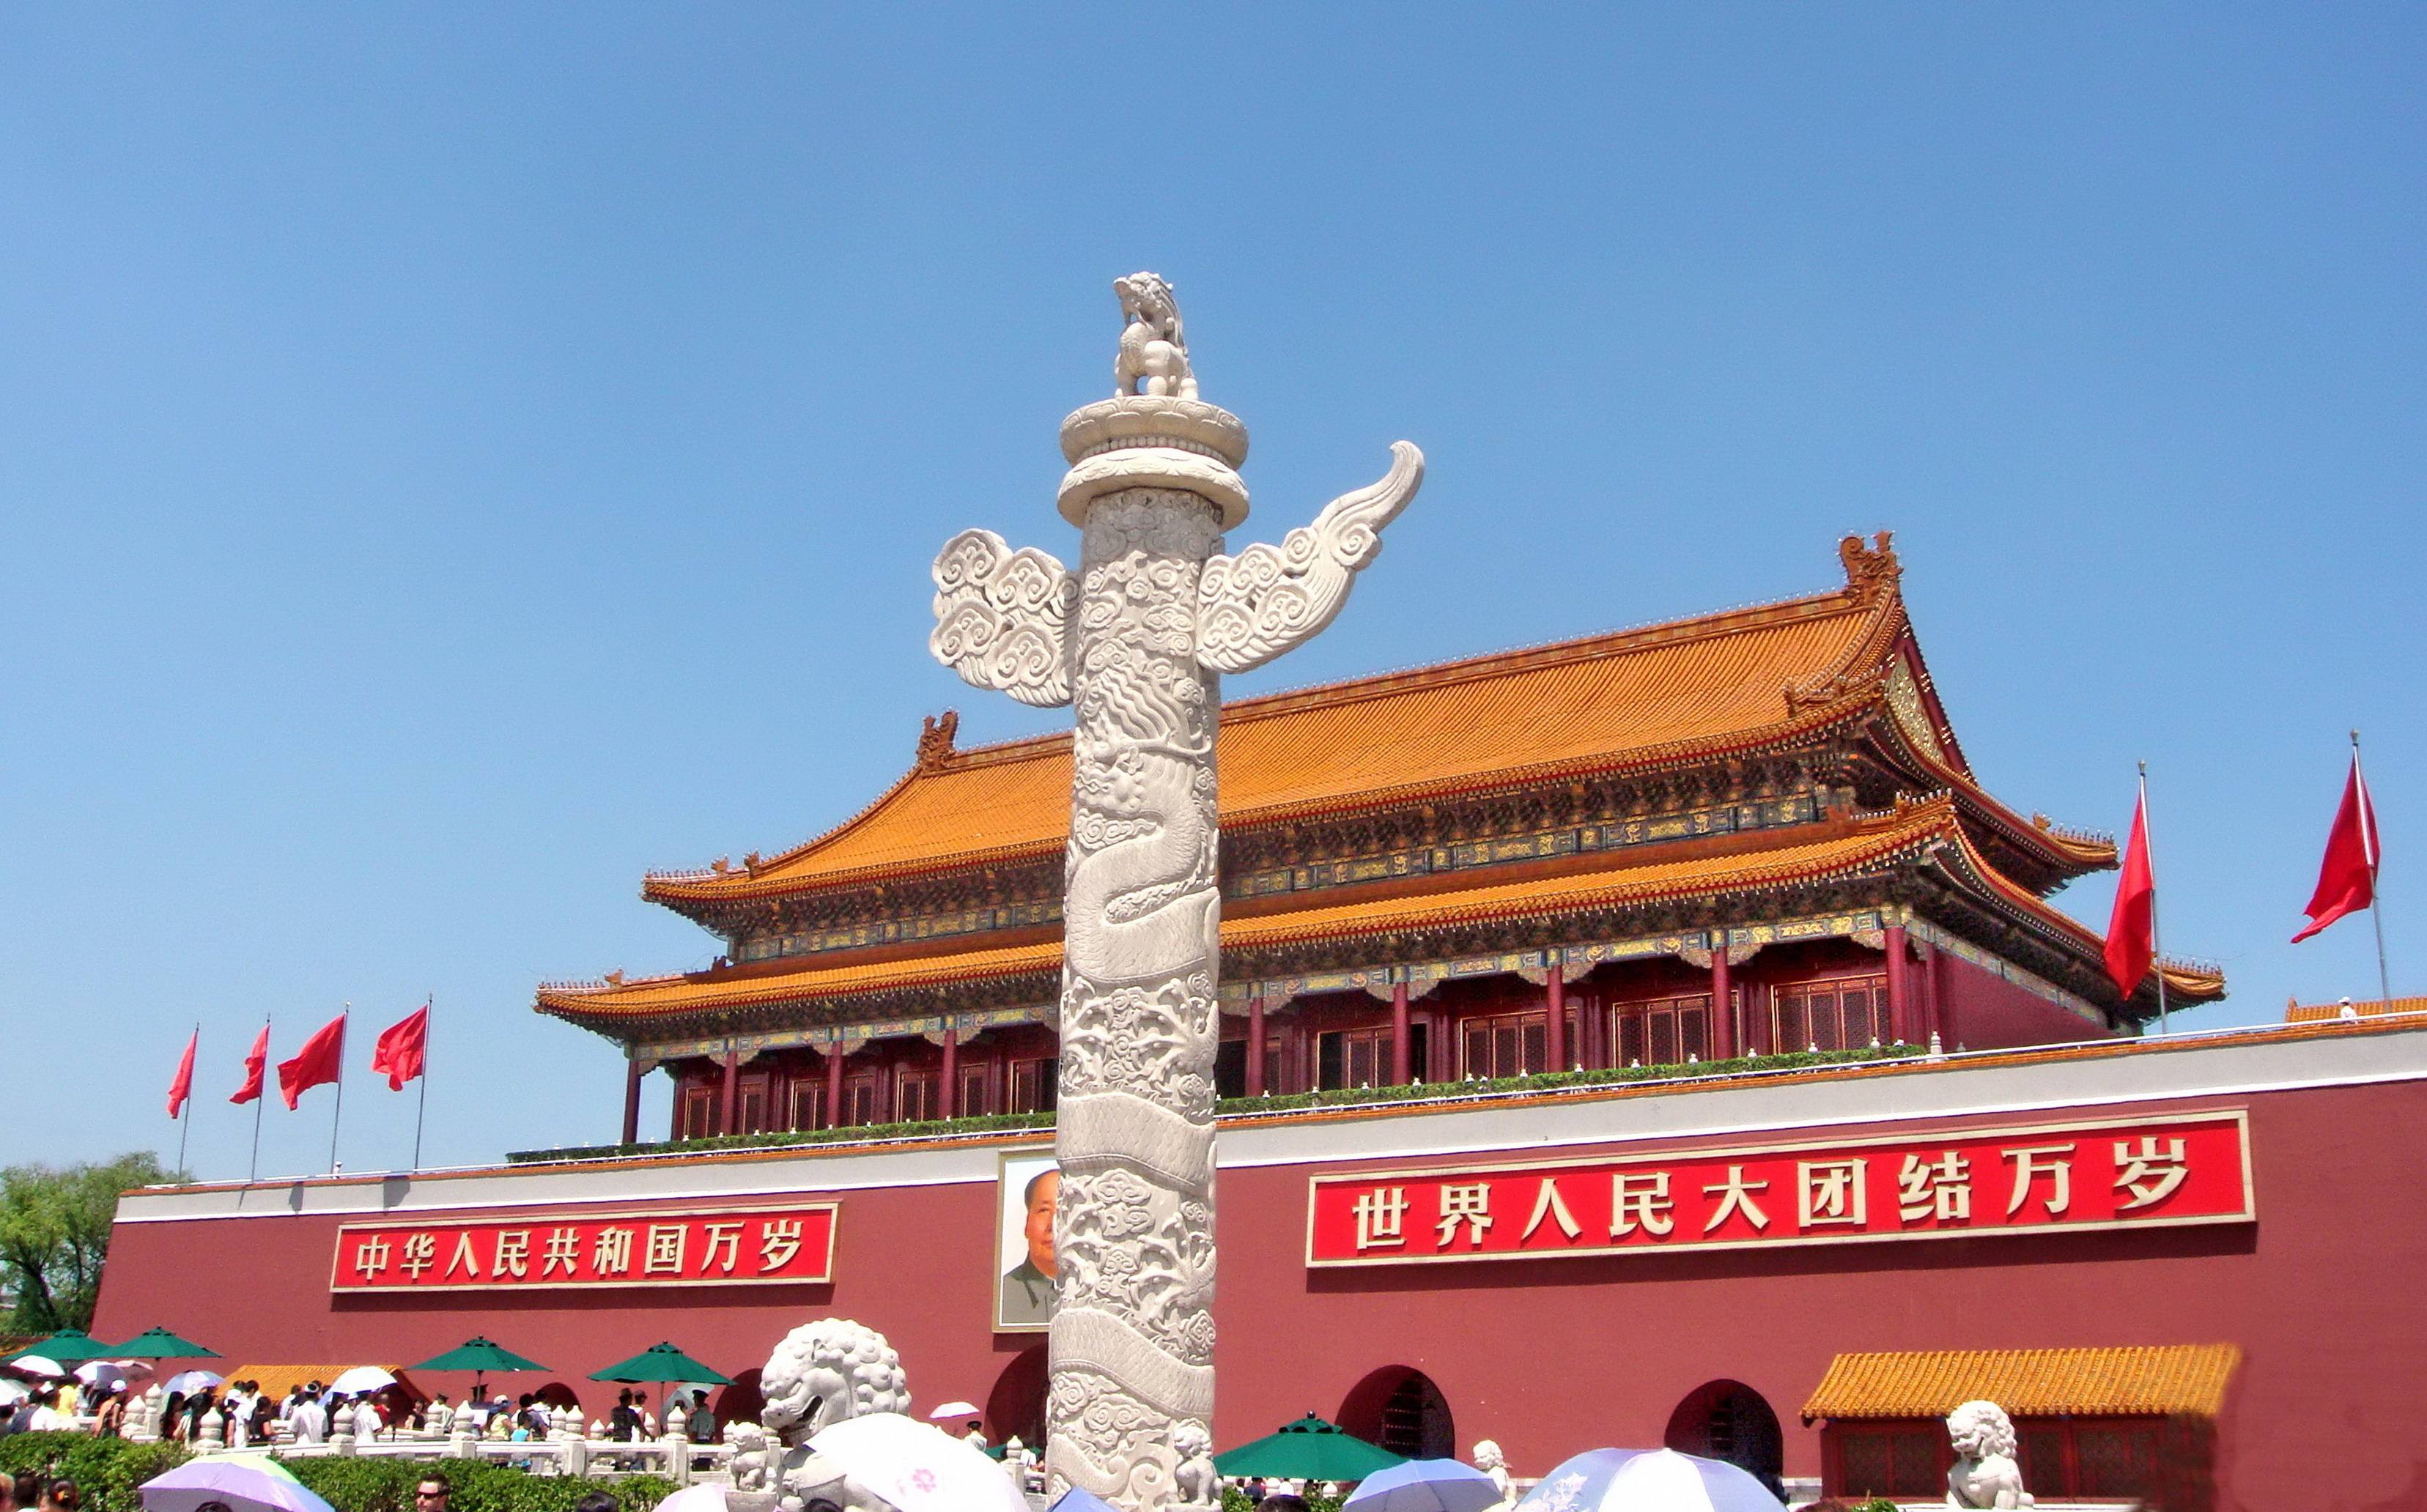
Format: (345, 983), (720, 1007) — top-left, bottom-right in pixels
(1840, 530), (1901, 601)
(917, 710), (960, 771)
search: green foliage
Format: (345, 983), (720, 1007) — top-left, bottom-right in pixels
(508, 1044), (1921, 1164)
(0, 1432), (191, 1512)
(0, 1152), (188, 1332)
(0, 1437), (676, 1512)
(280, 1456), (673, 1512)
(1220, 1488), (1344, 1512)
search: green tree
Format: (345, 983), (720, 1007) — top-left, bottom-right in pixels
(0, 1152), (181, 1333)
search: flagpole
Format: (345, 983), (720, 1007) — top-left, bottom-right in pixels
(248, 1015), (269, 1185)
(329, 1005), (350, 1176)
(2141, 761), (2171, 1034)
(176, 1023), (196, 1176)
(2356, 730), (2393, 1006)
(413, 996), (431, 1172)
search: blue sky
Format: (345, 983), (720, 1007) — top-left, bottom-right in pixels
(2, 7), (2419, 1178)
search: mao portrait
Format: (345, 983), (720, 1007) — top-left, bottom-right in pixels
(995, 1152), (1058, 1332)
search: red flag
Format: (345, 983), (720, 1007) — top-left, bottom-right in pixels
(230, 1022), (271, 1105)
(370, 1005), (429, 1092)
(2294, 753), (2380, 943)
(167, 1030), (197, 1119)
(278, 1014), (347, 1110)
(2105, 790), (2157, 996)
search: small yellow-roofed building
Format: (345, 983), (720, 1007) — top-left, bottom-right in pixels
(1804, 1344), (2240, 1505)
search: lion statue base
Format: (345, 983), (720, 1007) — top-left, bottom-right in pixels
(1946, 1399), (2035, 1510)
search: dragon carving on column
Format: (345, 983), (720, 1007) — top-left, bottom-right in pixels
(929, 274), (1423, 1511)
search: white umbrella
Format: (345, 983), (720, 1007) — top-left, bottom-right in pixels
(76, 1361), (130, 1391)
(163, 1370), (225, 1394)
(926, 1401), (983, 1422)
(807, 1412), (1029, 1512)
(328, 1366), (396, 1396)
(651, 1486), (727, 1512)
(0, 1380), (28, 1406)
(7, 1355), (67, 1379)
(1515, 1448), (1783, 1512)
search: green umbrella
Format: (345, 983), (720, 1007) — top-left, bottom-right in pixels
(15, 1329), (115, 1365)
(108, 1327), (221, 1360)
(412, 1338), (549, 1374)
(412, 1337), (550, 1405)
(1213, 1415), (1404, 1483)
(588, 1342), (729, 1386)
(589, 1342), (731, 1425)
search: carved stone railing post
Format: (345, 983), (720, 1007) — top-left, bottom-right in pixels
(931, 273), (1423, 1511)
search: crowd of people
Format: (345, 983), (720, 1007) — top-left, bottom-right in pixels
(2, 1371), (734, 1457)
(0, 1471), (84, 1512)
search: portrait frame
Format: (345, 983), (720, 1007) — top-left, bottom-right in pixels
(994, 1146), (1059, 1333)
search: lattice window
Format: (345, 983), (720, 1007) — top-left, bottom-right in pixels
(1319, 1026), (1390, 1089)
(1008, 1057), (1057, 1115)
(1611, 993), (1710, 1067)
(737, 1073), (771, 1134)
(1773, 974), (1888, 1051)
(841, 1073), (882, 1127)
(1833, 1426), (1942, 1499)
(787, 1080), (827, 1132)
(678, 1086), (719, 1141)
(959, 1062), (991, 1118)
(2072, 1422), (2161, 1498)
(1461, 1010), (1546, 1080)
(896, 1069), (940, 1124)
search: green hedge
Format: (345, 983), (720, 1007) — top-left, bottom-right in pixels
(281, 1458), (673, 1512)
(0, 1434), (189, 1512)
(507, 1044), (1921, 1164)
(0, 1437), (673, 1512)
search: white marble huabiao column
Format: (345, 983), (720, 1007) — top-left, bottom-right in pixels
(932, 273), (1422, 1510)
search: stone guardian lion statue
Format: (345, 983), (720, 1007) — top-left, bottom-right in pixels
(758, 1319), (914, 1512)
(1113, 272), (1199, 399)
(1945, 1399), (2034, 1510)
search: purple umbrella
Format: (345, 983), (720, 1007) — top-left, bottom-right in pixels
(140, 1456), (336, 1512)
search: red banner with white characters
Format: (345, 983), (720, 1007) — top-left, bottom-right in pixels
(331, 1203), (838, 1292)
(1306, 1111), (2251, 1267)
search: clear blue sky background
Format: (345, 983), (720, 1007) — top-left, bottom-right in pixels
(3, 7), (2419, 1179)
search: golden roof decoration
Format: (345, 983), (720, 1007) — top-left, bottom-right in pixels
(2286, 994), (2427, 1023)
(1802, 1344), (2240, 1421)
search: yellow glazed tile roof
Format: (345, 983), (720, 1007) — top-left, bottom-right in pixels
(1803, 1344), (2240, 1420)
(2286, 995), (2427, 1023)
(649, 577), (1893, 898)
(545, 803), (1962, 1020)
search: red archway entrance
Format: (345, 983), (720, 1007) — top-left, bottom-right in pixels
(986, 1344), (1046, 1449)
(1666, 1379), (1784, 1497)
(1338, 1366), (1455, 1461)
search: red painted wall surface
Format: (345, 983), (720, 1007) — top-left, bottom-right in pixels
(1937, 951), (2116, 1051)
(95, 1080), (2427, 1512)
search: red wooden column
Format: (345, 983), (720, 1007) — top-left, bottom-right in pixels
(939, 1028), (959, 1119)
(1884, 922), (1912, 1045)
(621, 1060), (643, 1145)
(1710, 948), (1737, 1061)
(1545, 966), (1569, 1072)
(720, 1048), (741, 1134)
(1389, 981), (1412, 1085)
(824, 1044), (846, 1129)
(1246, 996), (1268, 1096)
